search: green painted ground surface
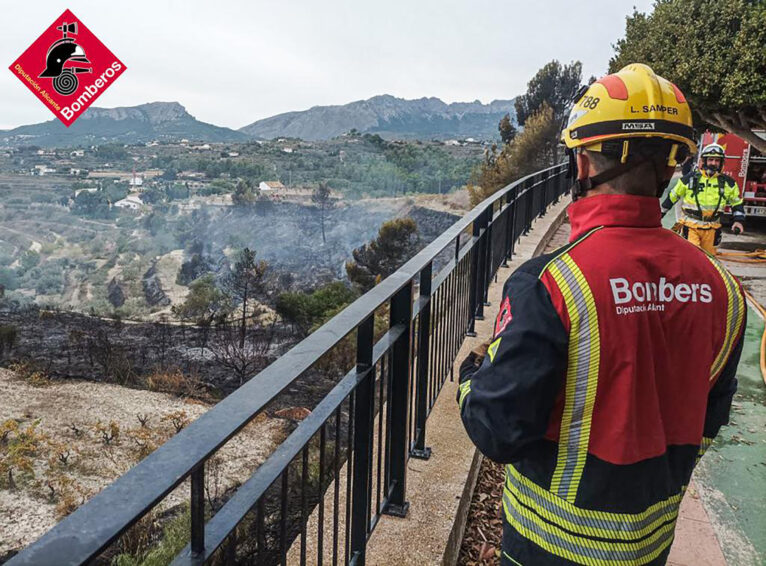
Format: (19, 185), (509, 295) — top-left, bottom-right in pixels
(695, 309), (766, 566)
(660, 195), (765, 564)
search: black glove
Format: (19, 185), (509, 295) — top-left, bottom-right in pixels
(457, 346), (488, 402)
(459, 352), (478, 381)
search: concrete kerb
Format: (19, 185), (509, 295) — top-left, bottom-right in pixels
(286, 197), (571, 566)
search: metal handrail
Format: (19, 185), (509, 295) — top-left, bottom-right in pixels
(8, 163), (568, 566)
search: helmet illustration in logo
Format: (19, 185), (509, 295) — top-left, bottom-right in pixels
(38, 22), (92, 96)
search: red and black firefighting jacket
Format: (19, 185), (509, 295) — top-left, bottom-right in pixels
(458, 194), (746, 566)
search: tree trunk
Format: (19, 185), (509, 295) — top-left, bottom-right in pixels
(240, 287), (247, 349)
(701, 111), (766, 155)
(199, 319), (210, 356)
(320, 203), (326, 245)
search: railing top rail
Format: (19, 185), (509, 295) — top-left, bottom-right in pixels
(8, 163), (566, 566)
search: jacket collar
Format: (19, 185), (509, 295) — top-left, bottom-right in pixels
(567, 194), (662, 242)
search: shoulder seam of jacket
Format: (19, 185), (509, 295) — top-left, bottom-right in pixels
(538, 226), (603, 280)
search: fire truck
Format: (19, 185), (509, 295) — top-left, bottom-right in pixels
(700, 130), (766, 218)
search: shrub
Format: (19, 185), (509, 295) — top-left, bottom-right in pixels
(112, 506), (191, 566)
(161, 410), (189, 433)
(276, 281), (357, 335)
(9, 361), (51, 387)
(0, 419), (46, 489)
(146, 369), (203, 398)
(45, 472), (88, 518)
(94, 420), (120, 445)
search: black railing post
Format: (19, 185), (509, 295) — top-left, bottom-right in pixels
(508, 186), (518, 260)
(541, 171), (550, 216)
(190, 467), (205, 556)
(466, 218), (480, 337)
(384, 282), (413, 517)
(524, 177), (534, 234)
(350, 314), (375, 565)
(411, 264), (432, 460)
(501, 194), (511, 267)
(475, 209), (489, 320)
(518, 184), (527, 237)
(482, 207), (493, 307)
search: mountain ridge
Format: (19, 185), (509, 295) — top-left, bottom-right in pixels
(1, 95), (517, 147)
(0, 101), (248, 147)
(240, 94), (516, 140)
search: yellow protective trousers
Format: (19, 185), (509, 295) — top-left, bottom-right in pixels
(681, 221), (719, 255)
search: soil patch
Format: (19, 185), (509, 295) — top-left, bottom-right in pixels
(0, 368), (288, 557)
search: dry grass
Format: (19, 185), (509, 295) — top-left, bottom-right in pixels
(0, 368), (289, 556)
(8, 361), (51, 388)
(145, 368), (205, 399)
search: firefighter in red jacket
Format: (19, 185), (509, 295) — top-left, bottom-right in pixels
(458, 64), (746, 566)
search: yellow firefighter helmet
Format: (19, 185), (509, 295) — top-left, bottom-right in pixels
(562, 63), (697, 159)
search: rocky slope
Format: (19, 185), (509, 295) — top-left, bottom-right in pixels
(1, 96), (517, 146)
(0, 102), (248, 147)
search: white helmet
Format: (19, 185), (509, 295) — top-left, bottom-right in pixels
(700, 143), (725, 159)
(700, 143), (725, 174)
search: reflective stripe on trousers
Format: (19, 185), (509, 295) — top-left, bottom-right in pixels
(503, 464), (679, 566)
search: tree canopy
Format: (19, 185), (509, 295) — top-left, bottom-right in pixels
(231, 179), (257, 207)
(498, 114), (517, 145)
(467, 59), (585, 206)
(345, 218), (420, 292)
(172, 274), (231, 324)
(514, 60), (583, 126)
(468, 103), (559, 206)
(610, 0), (766, 153)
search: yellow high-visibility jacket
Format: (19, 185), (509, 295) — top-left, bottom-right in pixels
(663, 170), (744, 228)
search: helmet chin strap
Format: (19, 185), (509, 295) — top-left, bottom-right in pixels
(568, 149), (670, 200)
(651, 158), (672, 197)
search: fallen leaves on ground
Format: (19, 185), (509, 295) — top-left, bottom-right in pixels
(457, 456), (504, 565)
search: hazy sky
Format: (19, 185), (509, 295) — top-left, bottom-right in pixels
(1, 0), (654, 130)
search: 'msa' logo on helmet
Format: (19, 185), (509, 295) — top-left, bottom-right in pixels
(622, 122), (656, 131)
(9, 9), (126, 127)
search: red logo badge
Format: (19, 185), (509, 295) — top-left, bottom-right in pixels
(494, 296), (512, 337)
(9, 9), (126, 127)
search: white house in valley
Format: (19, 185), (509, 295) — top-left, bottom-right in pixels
(258, 181), (286, 193)
(114, 194), (144, 211)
